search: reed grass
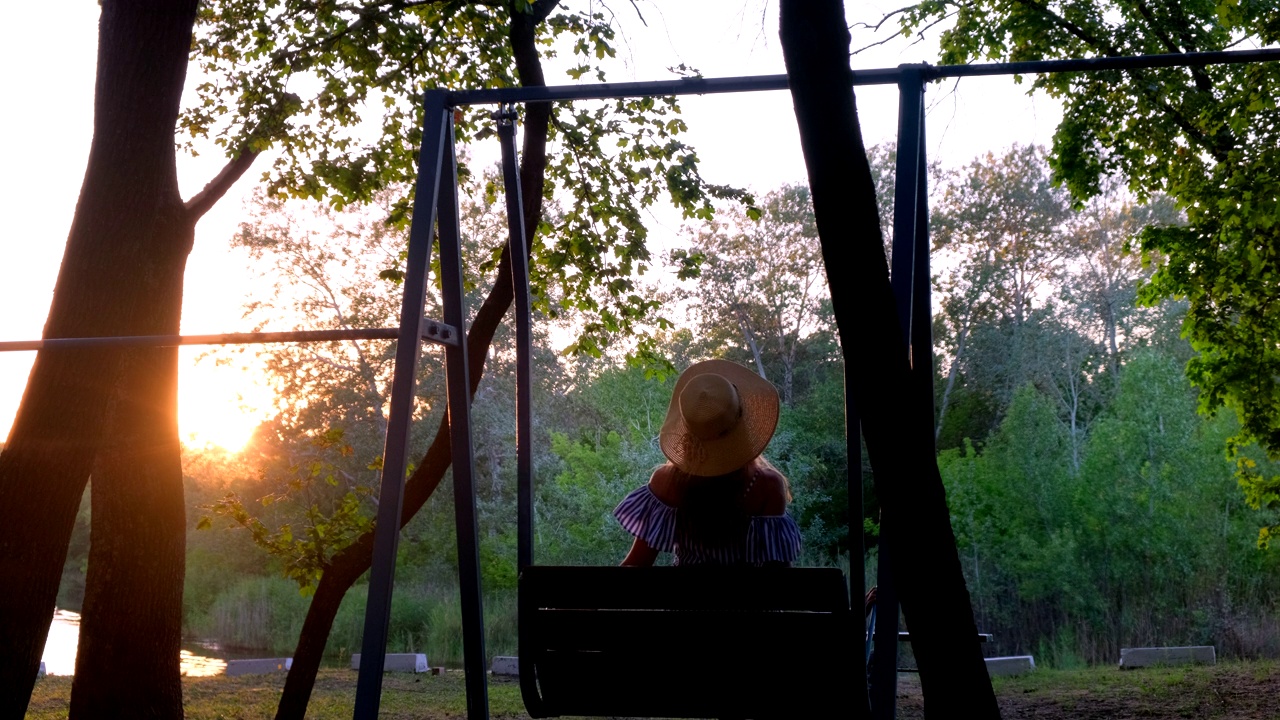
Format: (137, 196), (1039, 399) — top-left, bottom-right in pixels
(192, 576), (518, 665)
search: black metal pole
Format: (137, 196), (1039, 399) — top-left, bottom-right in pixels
(445, 47), (1280, 106)
(872, 63), (927, 720)
(870, 513), (899, 720)
(0, 323), (460, 353)
(438, 114), (491, 720)
(846, 381), (869, 717)
(496, 104), (536, 571)
(921, 46), (1280, 80)
(353, 90), (451, 720)
(910, 115), (937, 441)
(888, 65), (925, 358)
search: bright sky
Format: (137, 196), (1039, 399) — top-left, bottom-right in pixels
(0, 1), (1062, 452)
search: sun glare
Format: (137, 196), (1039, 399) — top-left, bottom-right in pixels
(3, 352), (272, 453)
(177, 348), (271, 454)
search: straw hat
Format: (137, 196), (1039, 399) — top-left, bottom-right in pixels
(659, 359), (780, 477)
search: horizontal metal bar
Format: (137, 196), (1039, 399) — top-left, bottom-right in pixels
(926, 46), (1280, 80)
(445, 46), (1280, 106)
(0, 319), (458, 352)
(450, 73), (844, 105)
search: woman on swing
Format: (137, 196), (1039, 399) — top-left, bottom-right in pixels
(614, 359), (802, 567)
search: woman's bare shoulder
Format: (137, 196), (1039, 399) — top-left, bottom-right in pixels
(750, 466), (790, 516)
(647, 463), (683, 506)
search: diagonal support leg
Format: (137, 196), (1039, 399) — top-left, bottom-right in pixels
(353, 89), (452, 719)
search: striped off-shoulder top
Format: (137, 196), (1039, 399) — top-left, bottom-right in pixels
(613, 483), (803, 566)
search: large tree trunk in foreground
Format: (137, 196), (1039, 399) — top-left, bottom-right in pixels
(0, 2), (257, 715)
(779, 3), (999, 717)
(72, 345), (189, 718)
(67, 7), (201, 715)
(0, 2), (197, 715)
(273, 5), (558, 718)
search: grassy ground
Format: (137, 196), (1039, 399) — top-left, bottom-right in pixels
(27, 661), (1280, 719)
(28, 671), (529, 720)
(898, 660), (1280, 719)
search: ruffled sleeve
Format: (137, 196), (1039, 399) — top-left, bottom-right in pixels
(745, 514), (802, 565)
(613, 485), (677, 552)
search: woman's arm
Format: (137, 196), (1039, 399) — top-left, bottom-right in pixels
(621, 536), (659, 567)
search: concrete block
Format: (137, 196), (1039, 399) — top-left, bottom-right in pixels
(491, 656), (519, 676)
(985, 655), (1035, 677)
(350, 653), (429, 673)
(1119, 646), (1215, 669)
(225, 658), (292, 677)
(37, 662), (46, 679)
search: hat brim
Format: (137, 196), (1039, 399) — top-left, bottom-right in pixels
(659, 360), (780, 477)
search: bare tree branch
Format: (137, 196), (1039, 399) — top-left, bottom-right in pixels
(853, 10), (957, 56)
(849, 3), (921, 34)
(184, 150), (260, 221)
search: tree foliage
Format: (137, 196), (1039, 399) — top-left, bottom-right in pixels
(682, 184), (830, 405)
(189, 0), (753, 359)
(180, 6), (770, 712)
(161, 135), (1280, 672)
(892, 0), (1280, 537)
(201, 181), (518, 595)
(942, 351), (1280, 663)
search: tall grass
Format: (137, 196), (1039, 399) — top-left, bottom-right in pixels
(200, 576), (311, 652)
(192, 576), (517, 666)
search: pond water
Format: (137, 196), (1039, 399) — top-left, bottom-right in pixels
(43, 609), (228, 677)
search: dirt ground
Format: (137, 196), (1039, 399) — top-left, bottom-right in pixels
(893, 662), (1280, 720)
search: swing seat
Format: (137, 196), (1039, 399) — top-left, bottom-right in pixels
(518, 565), (854, 719)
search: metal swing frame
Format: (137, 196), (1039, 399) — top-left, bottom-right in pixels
(4, 44), (1277, 720)
(410, 46), (1279, 720)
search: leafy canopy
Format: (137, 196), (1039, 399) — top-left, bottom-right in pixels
(893, 0), (1280, 538)
(186, 0), (755, 360)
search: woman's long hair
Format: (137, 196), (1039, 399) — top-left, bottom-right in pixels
(667, 456), (792, 545)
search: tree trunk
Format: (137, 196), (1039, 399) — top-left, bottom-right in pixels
(777, 322), (796, 407)
(274, 6), (558, 717)
(734, 307), (768, 381)
(0, 1), (198, 714)
(778, 2), (999, 717)
(1106, 296), (1120, 386)
(72, 346), (189, 718)
(69, 4), (202, 716)
(936, 321), (969, 442)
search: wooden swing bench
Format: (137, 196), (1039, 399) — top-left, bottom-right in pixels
(518, 565), (855, 719)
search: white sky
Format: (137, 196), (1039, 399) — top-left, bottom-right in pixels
(0, 1), (1062, 449)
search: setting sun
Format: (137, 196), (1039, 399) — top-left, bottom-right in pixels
(0, 349), (274, 452)
(177, 347), (272, 454)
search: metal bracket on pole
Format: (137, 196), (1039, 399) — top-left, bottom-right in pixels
(353, 90), (451, 720)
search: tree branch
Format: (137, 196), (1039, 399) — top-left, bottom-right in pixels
(1011, 0), (1233, 160)
(1131, 0), (1217, 94)
(184, 149), (260, 222)
(850, 3), (921, 34)
(530, 0), (560, 23)
(852, 8), (957, 56)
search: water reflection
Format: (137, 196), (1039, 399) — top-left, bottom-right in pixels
(42, 609), (80, 676)
(179, 649), (228, 677)
(43, 610), (228, 677)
